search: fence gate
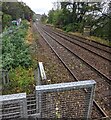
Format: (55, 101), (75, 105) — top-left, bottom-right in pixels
(36, 80), (96, 119)
(0, 93), (28, 119)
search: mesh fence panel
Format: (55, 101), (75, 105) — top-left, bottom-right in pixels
(2, 100), (22, 119)
(0, 93), (27, 119)
(36, 80), (96, 119)
(40, 88), (92, 118)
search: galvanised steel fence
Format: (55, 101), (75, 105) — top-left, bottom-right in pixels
(0, 93), (27, 119)
(0, 62), (96, 119)
(36, 80), (96, 119)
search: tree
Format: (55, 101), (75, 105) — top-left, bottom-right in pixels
(47, 1), (110, 40)
(2, 2), (34, 21)
(41, 14), (47, 23)
(2, 13), (12, 29)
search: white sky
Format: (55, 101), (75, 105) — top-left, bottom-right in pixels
(19, 0), (57, 15)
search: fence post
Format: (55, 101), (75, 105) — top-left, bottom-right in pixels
(22, 97), (28, 118)
(87, 84), (96, 119)
(1, 70), (9, 85)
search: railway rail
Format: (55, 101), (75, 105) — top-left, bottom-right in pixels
(43, 26), (111, 62)
(41, 25), (111, 83)
(34, 23), (110, 119)
(46, 24), (111, 54)
(41, 26), (111, 80)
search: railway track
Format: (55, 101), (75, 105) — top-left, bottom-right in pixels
(45, 24), (111, 54)
(42, 29), (111, 83)
(41, 26), (111, 80)
(34, 23), (110, 119)
(43, 26), (111, 63)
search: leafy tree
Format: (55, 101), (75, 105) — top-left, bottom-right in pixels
(47, 1), (110, 40)
(48, 9), (55, 24)
(41, 14), (48, 23)
(2, 13), (12, 29)
(2, 2), (34, 27)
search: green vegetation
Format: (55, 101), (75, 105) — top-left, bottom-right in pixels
(2, 21), (35, 94)
(1, 1), (36, 95)
(3, 66), (34, 95)
(43, 1), (111, 42)
(2, 2), (34, 29)
(2, 20), (32, 70)
(2, 13), (12, 28)
(70, 32), (111, 46)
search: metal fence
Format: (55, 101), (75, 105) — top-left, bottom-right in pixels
(0, 62), (96, 119)
(36, 80), (96, 119)
(0, 69), (9, 85)
(0, 93), (28, 119)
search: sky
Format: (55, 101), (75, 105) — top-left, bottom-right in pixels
(19, 0), (57, 15)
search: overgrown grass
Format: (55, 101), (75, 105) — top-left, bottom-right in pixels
(2, 20), (36, 95)
(69, 32), (111, 47)
(3, 66), (35, 95)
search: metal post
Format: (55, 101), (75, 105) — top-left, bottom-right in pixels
(2, 71), (5, 84)
(36, 62), (46, 117)
(38, 67), (41, 85)
(22, 98), (28, 118)
(39, 92), (42, 118)
(6, 71), (9, 83)
(87, 84), (96, 119)
(36, 91), (42, 117)
(36, 91), (39, 113)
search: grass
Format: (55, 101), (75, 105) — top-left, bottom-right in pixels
(69, 32), (111, 47)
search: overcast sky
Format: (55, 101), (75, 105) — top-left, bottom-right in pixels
(19, 0), (57, 15)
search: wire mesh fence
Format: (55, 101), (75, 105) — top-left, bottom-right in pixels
(36, 80), (96, 119)
(0, 63), (96, 119)
(0, 93), (28, 119)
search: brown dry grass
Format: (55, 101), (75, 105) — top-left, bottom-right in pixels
(26, 24), (34, 45)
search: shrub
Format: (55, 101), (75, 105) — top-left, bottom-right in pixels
(2, 20), (32, 70)
(3, 66), (35, 94)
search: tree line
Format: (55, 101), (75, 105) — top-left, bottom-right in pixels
(2, 1), (34, 29)
(41, 1), (111, 41)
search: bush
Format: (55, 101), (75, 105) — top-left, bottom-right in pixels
(3, 66), (35, 94)
(2, 13), (12, 29)
(63, 23), (75, 32)
(2, 20), (32, 70)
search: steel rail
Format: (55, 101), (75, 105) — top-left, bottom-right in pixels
(43, 27), (111, 62)
(35, 24), (109, 118)
(42, 28), (111, 84)
(44, 25), (111, 54)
